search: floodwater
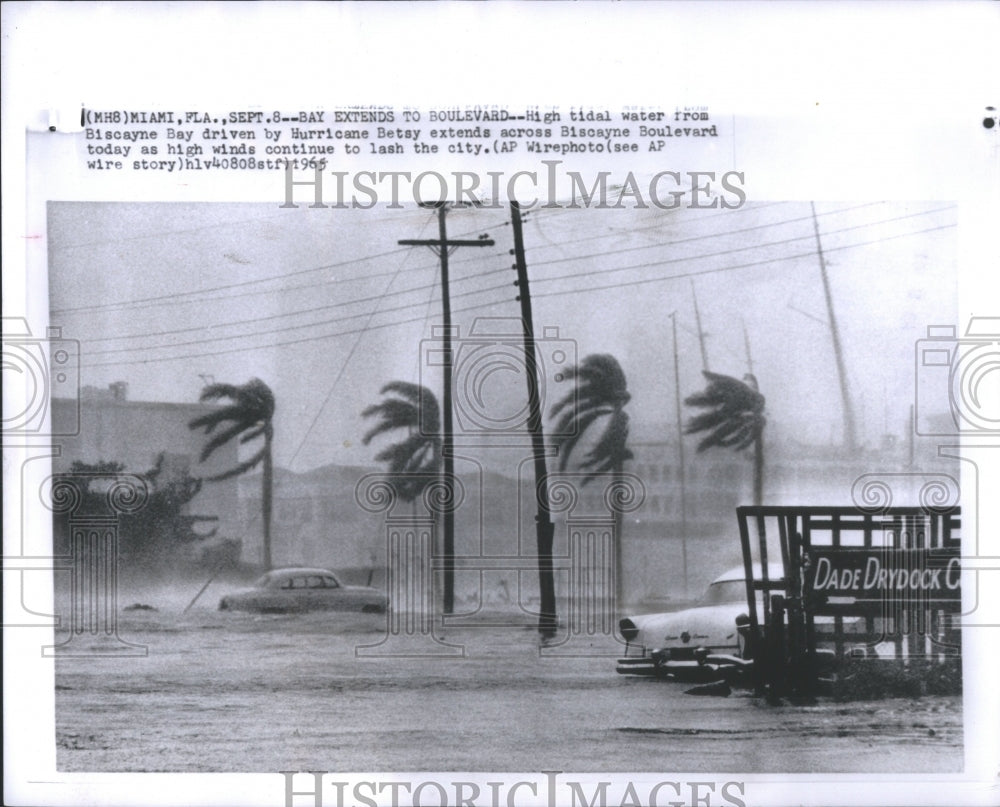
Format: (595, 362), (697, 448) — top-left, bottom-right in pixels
(54, 579), (962, 774)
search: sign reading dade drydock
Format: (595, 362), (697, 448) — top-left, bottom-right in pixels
(807, 549), (961, 603)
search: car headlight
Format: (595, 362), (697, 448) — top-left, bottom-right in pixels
(619, 618), (639, 642)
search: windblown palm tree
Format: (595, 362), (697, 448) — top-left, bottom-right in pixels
(361, 381), (442, 502)
(362, 381), (445, 609)
(189, 377), (275, 568)
(684, 371), (766, 506)
(550, 354), (634, 613)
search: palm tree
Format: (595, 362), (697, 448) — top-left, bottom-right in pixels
(361, 381), (442, 502)
(684, 371), (766, 506)
(188, 378), (276, 568)
(550, 354), (634, 614)
(361, 381), (445, 608)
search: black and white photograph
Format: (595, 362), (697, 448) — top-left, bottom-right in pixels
(42, 198), (964, 775)
(3, 4), (999, 807)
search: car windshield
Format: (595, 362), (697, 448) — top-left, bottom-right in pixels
(701, 579), (750, 605)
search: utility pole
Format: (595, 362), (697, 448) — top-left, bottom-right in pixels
(510, 201), (557, 638)
(690, 279), (711, 372)
(399, 203), (494, 614)
(810, 201), (858, 453)
(670, 312), (689, 599)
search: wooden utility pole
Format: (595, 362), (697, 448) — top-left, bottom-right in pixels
(670, 312), (689, 599)
(399, 204), (494, 614)
(510, 201), (557, 638)
(810, 201), (858, 453)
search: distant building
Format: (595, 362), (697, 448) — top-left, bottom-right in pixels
(233, 418), (958, 607)
(237, 464), (385, 570)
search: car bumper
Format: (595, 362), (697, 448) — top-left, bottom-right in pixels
(617, 643), (747, 677)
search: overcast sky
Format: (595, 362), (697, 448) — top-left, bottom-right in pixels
(47, 200), (957, 472)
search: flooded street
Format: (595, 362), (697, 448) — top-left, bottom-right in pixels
(54, 582), (962, 774)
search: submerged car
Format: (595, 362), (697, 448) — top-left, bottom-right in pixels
(218, 567), (389, 614)
(617, 563), (785, 677)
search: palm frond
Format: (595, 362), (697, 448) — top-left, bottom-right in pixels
(684, 409), (730, 436)
(241, 377), (276, 419)
(239, 423), (266, 444)
(549, 386), (577, 420)
(379, 380), (423, 402)
(416, 386), (441, 435)
(362, 400), (421, 445)
(576, 354), (630, 404)
(199, 420), (247, 462)
(553, 407), (608, 471)
(581, 409), (631, 475)
(198, 383), (243, 403)
(685, 370), (765, 455)
(374, 434), (439, 478)
(368, 382), (441, 434)
(695, 420), (752, 453)
(549, 354), (632, 479)
(586, 409), (630, 460)
(189, 405), (243, 433)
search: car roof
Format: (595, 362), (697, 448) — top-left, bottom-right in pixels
(711, 563), (786, 584)
(262, 567), (339, 579)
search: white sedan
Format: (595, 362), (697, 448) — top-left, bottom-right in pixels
(616, 563), (784, 677)
(218, 567), (389, 614)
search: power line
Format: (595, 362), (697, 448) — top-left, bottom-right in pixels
(527, 201), (886, 268)
(410, 264), (440, 381)
(531, 221), (957, 301)
(81, 204), (948, 347)
(79, 288), (518, 369)
(529, 206), (955, 289)
(50, 202), (889, 321)
(530, 203), (949, 273)
(83, 278), (516, 357)
(285, 211), (438, 468)
(80, 220), (954, 370)
(82, 262), (510, 345)
(49, 209), (303, 252)
(50, 246), (415, 315)
(524, 199), (794, 251)
(54, 220), (510, 319)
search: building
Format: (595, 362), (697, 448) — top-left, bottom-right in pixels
(51, 383), (241, 564)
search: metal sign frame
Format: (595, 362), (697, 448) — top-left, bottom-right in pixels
(736, 505), (961, 698)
